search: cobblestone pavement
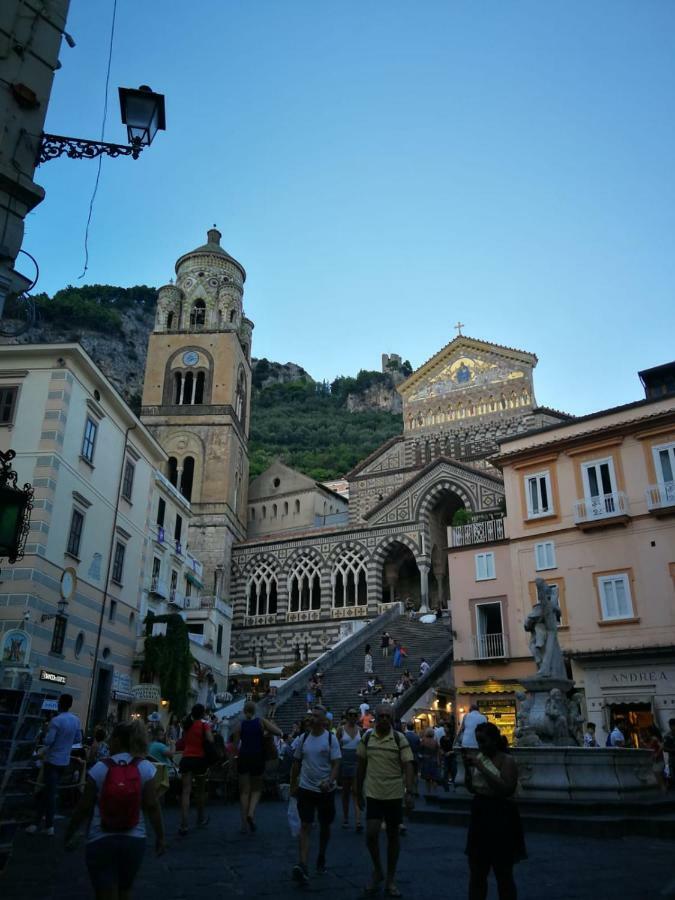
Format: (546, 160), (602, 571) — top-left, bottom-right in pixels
(2, 799), (673, 900)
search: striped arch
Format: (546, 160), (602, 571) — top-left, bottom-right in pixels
(371, 533), (420, 568)
(413, 477), (476, 526)
(326, 539), (371, 567)
(280, 546), (324, 577)
(242, 551), (281, 577)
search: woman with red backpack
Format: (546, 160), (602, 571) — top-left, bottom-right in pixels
(178, 703), (216, 836)
(64, 720), (165, 899)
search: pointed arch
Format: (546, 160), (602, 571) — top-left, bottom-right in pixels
(190, 299), (206, 328)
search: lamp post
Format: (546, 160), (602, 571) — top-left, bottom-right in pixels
(0, 450), (34, 565)
(38, 85), (166, 164)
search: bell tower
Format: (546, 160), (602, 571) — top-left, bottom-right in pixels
(141, 227), (254, 598)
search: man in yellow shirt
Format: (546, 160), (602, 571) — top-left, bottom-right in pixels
(356, 704), (415, 897)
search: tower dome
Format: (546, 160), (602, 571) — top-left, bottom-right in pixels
(175, 227), (246, 282)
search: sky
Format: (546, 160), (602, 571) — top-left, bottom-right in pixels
(25, 1), (675, 415)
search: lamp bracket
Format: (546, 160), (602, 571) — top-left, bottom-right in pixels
(38, 133), (144, 165)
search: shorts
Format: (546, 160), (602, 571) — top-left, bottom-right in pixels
(179, 756), (208, 776)
(296, 788), (336, 826)
(86, 836), (145, 891)
(366, 797), (403, 828)
(238, 753), (265, 777)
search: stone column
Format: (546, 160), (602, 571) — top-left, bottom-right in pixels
(276, 574), (289, 623)
(384, 562), (399, 605)
(418, 563), (430, 614)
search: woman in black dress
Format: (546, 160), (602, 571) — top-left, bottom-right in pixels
(463, 722), (526, 900)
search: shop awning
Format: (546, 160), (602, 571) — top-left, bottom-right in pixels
(460, 683), (524, 695)
(604, 692), (654, 706)
(186, 572), (204, 589)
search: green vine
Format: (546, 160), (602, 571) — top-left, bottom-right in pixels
(143, 613), (193, 716)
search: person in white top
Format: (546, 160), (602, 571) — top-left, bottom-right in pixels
(65, 721), (165, 898)
(457, 705), (488, 749)
(609, 723), (626, 748)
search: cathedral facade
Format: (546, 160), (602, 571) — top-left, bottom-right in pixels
(140, 231), (569, 670)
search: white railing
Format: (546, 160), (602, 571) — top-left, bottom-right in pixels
(450, 517), (506, 547)
(645, 482), (675, 511)
(573, 492), (629, 524)
(197, 596), (232, 617)
(472, 632), (509, 659)
(149, 577), (168, 598)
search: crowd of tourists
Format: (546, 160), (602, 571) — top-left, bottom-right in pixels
(20, 689), (675, 900)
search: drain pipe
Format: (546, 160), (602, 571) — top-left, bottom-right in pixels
(84, 423), (136, 731)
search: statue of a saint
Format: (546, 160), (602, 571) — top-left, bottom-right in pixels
(524, 579), (566, 680)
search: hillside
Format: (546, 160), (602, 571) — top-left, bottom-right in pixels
(1, 284), (405, 479)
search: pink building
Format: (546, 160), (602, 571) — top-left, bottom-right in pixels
(448, 361), (675, 747)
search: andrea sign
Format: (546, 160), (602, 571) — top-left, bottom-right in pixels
(40, 669), (67, 685)
(608, 671), (668, 684)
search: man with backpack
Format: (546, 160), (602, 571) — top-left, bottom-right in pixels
(356, 703), (415, 898)
(290, 705), (342, 884)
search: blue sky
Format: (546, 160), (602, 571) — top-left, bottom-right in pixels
(27, 1), (675, 414)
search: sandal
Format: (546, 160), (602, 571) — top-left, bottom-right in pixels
(198, 816), (210, 828)
(385, 886), (402, 897)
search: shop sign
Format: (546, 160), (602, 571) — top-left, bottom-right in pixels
(112, 671), (133, 701)
(40, 669), (67, 685)
(131, 683), (161, 704)
(602, 670), (669, 685)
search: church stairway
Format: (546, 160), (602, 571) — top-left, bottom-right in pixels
(268, 610), (453, 732)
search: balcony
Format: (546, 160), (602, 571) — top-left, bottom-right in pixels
(645, 482), (675, 516)
(149, 577), (168, 598)
(195, 595), (232, 617)
(450, 516), (506, 548)
(573, 492), (630, 529)
(472, 632), (509, 660)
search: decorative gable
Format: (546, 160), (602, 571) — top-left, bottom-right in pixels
(398, 336), (538, 434)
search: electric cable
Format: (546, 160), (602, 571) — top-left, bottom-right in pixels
(78, 0), (118, 279)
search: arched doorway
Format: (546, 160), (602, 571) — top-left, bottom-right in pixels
(380, 541), (420, 608)
(427, 488), (466, 610)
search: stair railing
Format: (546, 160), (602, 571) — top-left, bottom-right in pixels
(392, 641), (454, 719)
(259, 602), (405, 717)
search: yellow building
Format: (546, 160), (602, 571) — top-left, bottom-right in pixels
(447, 362), (675, 746)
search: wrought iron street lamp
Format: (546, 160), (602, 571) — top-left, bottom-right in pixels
(41, 598), (69, 623)
(0, 450), (33, 563)
(38, 85), (166, 165)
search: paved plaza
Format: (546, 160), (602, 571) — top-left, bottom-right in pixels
(2, 799), (673, 900)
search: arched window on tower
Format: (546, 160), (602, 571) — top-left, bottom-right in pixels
(229, 309), (236, 323)
(168, 456), (178, 488)
(190, 300), (206, 329)
(167, 311), (174, 330)
(194, 372), (205, 404)
(180, 456), (195, 502)
(182, 371), (194, 405)
(174, 372), (182, 404)
(235, 368), (247, 429)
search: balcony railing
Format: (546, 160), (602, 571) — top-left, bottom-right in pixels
(472, 632), (509, 660)
(451, 516), (505, 547)
(573, 491), (629, 525)
(195, 596), (232, 616)
(645, 482), (675, 512)
(149, 577), (168, 598)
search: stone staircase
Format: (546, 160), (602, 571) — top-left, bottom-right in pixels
(269, 612), (452, 732)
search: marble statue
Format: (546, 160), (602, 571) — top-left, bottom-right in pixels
(524, 578), (566, 680)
